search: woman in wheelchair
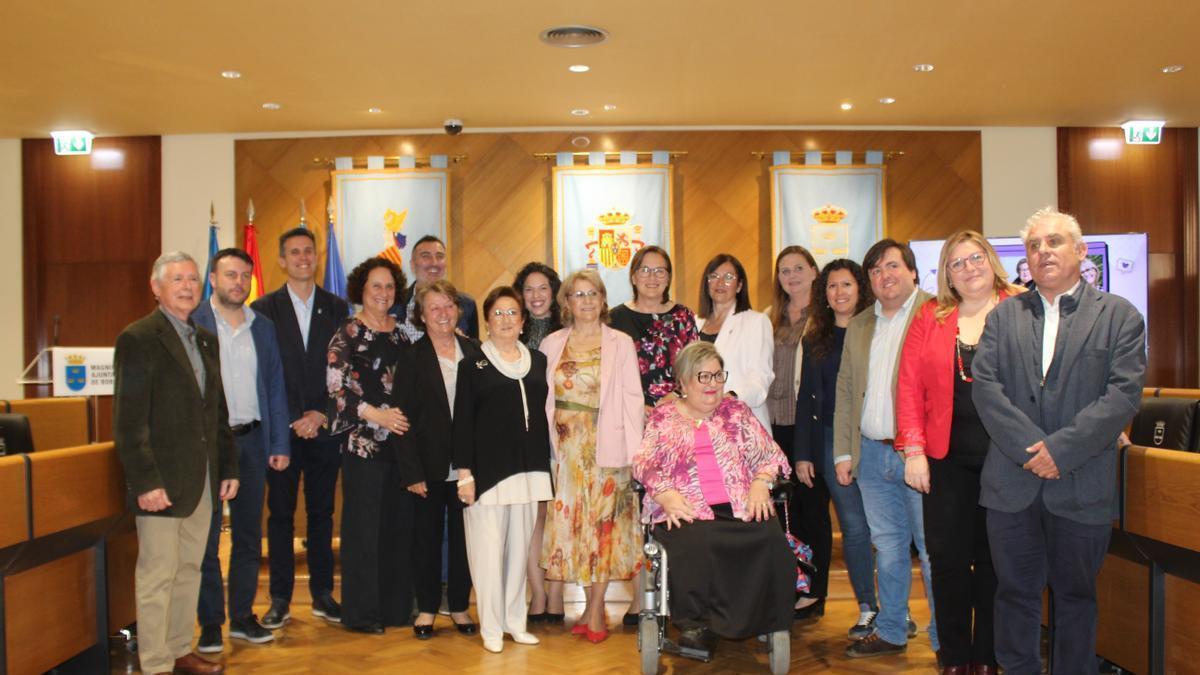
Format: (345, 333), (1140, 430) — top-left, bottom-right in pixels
(632, 341), (796, 654)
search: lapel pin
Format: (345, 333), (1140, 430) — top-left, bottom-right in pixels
(476, 359), (489, 369)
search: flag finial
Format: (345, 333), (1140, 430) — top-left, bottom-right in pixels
(209, 201), (217, 226)
(247, 198), (256, 223)
(326, 196), (335, 223)
(299, 199), (308, 229)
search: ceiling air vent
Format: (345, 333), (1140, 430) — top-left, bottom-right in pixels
(539, 25), (609, 48)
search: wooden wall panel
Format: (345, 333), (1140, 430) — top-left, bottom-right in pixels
(22, 136), (162, 406)
(4, 549), (97, 675)
(1058, 127), (1199, 388)
(235, 131), (981, 310)
(0, 454), (28, 549)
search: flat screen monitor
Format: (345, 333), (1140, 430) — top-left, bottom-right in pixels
(0, 413), (34, 455)
(910, 233), (1150, 338)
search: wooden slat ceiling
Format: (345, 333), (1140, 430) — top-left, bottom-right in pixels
(1, 0), (1197, 137)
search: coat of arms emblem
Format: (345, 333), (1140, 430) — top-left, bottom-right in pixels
(584, 209), (645, 270)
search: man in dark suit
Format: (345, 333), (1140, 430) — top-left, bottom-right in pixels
(973, 208), (1146, 674)
(192, 248), (291, 652)
(391, 235), (479, 341)
(113, 251), (238, 675)
(251, 227), (350, 628)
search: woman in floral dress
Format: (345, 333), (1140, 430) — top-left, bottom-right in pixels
(538, 269), (644, 643)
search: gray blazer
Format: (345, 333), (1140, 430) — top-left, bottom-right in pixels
(972, 282), (1146, 525)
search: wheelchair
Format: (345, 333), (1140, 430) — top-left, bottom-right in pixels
(633, 479), (800, 675)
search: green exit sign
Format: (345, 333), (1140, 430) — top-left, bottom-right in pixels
(50, 130), (94, 155)
(1121, 121), (1165, 145)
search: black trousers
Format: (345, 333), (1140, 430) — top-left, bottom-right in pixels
(654, 505), (795, 639)
(413, 479), (472, 614)
(987, 490), (1111, 675)
(773, 423), (832, 599)
(266, 434), (341, 602)
(924, 457), (996, 667)
(198, 428), (266, 625)
(340, 453), (415, 628)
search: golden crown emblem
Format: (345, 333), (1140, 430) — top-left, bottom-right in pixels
(812, 204), (848, 224)
(65, 354), (86, 365)
(597, 209), (632, 227)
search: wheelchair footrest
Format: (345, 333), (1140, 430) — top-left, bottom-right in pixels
(662, 638), (714, 663)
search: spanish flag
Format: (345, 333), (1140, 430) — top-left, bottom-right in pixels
(243, 223), (266, 303)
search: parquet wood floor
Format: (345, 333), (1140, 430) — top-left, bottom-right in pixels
(110, 536), (939, 674)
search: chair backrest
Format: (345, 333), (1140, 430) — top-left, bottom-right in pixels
(0, 413), (35, 455)
(1129, 397), (1200, 452)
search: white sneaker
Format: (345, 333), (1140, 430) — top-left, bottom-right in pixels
(483, 638), (504, 653)
(510, 631), (539, 645)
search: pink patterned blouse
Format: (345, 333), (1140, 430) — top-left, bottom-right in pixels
(633, 397), (791, 524)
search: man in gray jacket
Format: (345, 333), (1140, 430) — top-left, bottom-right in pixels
(973, 208), (1146, 674)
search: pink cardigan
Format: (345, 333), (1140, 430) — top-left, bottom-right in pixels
(539, 324), (645, 468)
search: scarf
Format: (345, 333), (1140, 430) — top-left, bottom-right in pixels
(481, 339), (532, 431)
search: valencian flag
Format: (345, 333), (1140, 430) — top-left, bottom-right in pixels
(201, 224), (219, 301)
(324, 218), (347, 299)
(243, 222), (266, 303)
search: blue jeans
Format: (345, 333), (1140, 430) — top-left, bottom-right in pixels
(856, 437), (937, 649)
(820, 427), (877, 611)
(198, 427), (267, 625)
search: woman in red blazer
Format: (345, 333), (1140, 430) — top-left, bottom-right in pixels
(895, 230), (1024, 675)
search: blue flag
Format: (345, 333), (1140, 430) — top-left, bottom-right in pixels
(325, 220), (347, 300)
(201, 225), (219, 301)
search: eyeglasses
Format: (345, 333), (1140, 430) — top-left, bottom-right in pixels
(705, 272), (738, 285)
(695, 370), (729, 384)
(569, 290), (599, 299)
(490, 308), (520, 317)
(635, 266), (669, 278)
(947, 252), (988, 274)
(778, 265), (810, 277)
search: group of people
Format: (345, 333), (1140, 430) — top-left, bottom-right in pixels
(113, 205), (1145, 675)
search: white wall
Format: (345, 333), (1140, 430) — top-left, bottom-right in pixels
(161, 134), (237, 259)
(980, 127), (1058, 236)
(0, 140), (23, 400)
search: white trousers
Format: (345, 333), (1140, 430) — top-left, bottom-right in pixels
(463, 501), (535, 641)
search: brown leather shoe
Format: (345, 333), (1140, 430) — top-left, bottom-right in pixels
(174, 653), (224, 674)
(971, 664), (997, 675)
(844, 632), (905, 658)
(942, 666), (970, 675)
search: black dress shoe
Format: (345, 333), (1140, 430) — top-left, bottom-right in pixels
(678, 626), (718, 653)
(542, 612), (565, 625)
(345, 622), (384, 635)
(453, 620), (478, 635)
(312, 594), (342, 624)
(413, 623), (434, 640)
(622, 612), (639, 627)
(527, 612), (547, 624)
(793, 597), (826, 620)
(261, 599), (290, 630)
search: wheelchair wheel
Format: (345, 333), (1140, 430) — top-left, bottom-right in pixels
(768, 629), (789, 674)
(638, 614), (660, 675)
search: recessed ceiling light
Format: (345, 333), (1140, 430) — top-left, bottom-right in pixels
(571, 108), (590, 116)
(569, 64), (590, 73)
(221, 70), (242, 79)
(1162, 64), (1184, 73)
(879, 97), (896, 105)
(603, 104), (617, 111)
(261, 102), (281, 110)
(840, 102), (853, 111)
(913, 63), (935, 73)
(368, 107), (382, 113)
(540, 25), (609, 48)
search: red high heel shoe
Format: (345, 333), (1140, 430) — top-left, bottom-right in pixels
(585, 627), (609, 643)
(570, 623), (589, 635)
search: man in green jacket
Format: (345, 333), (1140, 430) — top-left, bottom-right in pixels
(113, 251), (239, 675)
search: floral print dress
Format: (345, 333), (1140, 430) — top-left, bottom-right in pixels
(327, 317), (408, 459)
(608, 303), (699, 406)
(541, 342), (640, 584)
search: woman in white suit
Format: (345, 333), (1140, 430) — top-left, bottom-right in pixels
(695, 253), (775, 429)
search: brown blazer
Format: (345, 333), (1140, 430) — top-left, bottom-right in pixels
(832, 289), (932, 477)
(113, 309), (237, 517)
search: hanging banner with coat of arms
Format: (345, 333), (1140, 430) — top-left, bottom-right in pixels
(553, 164), (673, 306)
(770, 164), (885, 267)
(331, 168), (449, 280)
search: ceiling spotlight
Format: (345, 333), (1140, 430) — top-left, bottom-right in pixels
(221, 70), (242, 79)
(569, 64), (590, 73)
(1162, 64), (1184, 73)
(879, 97), (896, 105)
(603, 104), (617, 111)
(571, 108), (590, 116)
(913, 63), (935, 73)
(840, 102), (853, 111)
(261, 102), (281, 110)
(368, 107), (382, 113)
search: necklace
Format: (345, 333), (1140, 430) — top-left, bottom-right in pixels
(955, 326), (973, 383)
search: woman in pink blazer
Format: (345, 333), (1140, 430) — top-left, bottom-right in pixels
(538, 269), (644, 643)
(895, 230), (1023, 675)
